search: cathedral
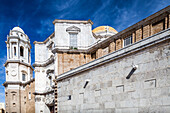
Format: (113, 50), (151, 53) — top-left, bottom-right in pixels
(3, 6), (170, 113)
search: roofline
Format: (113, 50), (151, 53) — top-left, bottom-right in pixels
(53, 19), (93, 25)
(33, 32), (55, 44)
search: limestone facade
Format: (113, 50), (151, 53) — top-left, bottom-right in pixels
(56, 28), (170, 112)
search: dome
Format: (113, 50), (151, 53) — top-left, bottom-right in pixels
(92, 26), (118, 34)
(12, 26), (25, 34)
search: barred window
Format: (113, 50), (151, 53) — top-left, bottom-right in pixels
(124, 35), (132, 47)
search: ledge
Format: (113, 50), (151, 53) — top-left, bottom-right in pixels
(3, 78), (35, 87)
(33, 89), (54, 95)
(56, 28), (170, 81)
(33, 56), (54, 67)
(4, 60), (34, 70)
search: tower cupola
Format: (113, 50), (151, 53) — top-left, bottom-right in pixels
(6, 26), (31, 64)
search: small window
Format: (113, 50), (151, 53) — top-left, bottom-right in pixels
(68, 95), (71, 100)
(50, 77), (52, 86)
(14, 47), (16, 56)
(28, 92), (31, 100)
(13, 103), (16, 107)
(12, 94), (16, 100)
(124, 35), (132, 47)
(22, 73), (26, 81)
(20, 46), (24, 57)
(70, 33), (77, 48)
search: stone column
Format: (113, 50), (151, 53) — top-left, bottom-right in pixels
(109, 41), (115, 53)
(10, 42), (12, 59)
(165, 16), (168, 29)
(132, 32), (136, 43)
(7, 44), (9, 60)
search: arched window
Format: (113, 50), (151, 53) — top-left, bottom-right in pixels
(20, 46), (24, 57)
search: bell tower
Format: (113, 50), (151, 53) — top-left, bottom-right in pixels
(3, 26), (34, 113)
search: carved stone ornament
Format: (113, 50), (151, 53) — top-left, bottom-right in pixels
(66, 26), (81, 33)
(11, 70), (17, 76)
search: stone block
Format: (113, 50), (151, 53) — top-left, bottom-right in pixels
(94, 89), (101, 97)
(138, 107), (149, 113)
(162, 106), (170, 113)
(125, 83), (135, 92)
(105, 102), (115, 108)
(144, 79), (156, 89)
(139, 99), (150, 107)
(116, 108), (138, 113)
(116, 85), (124, 93)
(162, 96), (170, 105)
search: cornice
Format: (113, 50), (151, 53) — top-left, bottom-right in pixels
(33, 56), (54, 67)
(6, 36), (32, 49)
(4, 60), (34, 70)
(53, 19), (93, 25)
(33, 90), (54, 95)
(2, 78), (35, 87)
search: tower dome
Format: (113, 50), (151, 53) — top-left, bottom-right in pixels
(92, 26), (118, 38)
(12, 26), (25, 34)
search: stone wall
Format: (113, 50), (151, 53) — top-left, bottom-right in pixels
(26, 81), (35, 113)
(58, 53), (92, 75)
(56, 29), (170, 112)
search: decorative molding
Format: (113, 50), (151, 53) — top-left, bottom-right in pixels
(66, 26), (81, 33)
(2, 78), (35, 87)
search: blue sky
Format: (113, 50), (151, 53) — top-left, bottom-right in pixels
(0, 0), (169, 103)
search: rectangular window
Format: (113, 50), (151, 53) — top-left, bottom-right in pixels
(50, 78), (52, 86)
(28, 92), (31, 100)
(12, 94), (16, 100)
(70, 33), (77, 48)
(124, 35), (132, 47)
(14, 47), (16, 56)
(22, 74), (26, 81)
(20, 46), (24, 57)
